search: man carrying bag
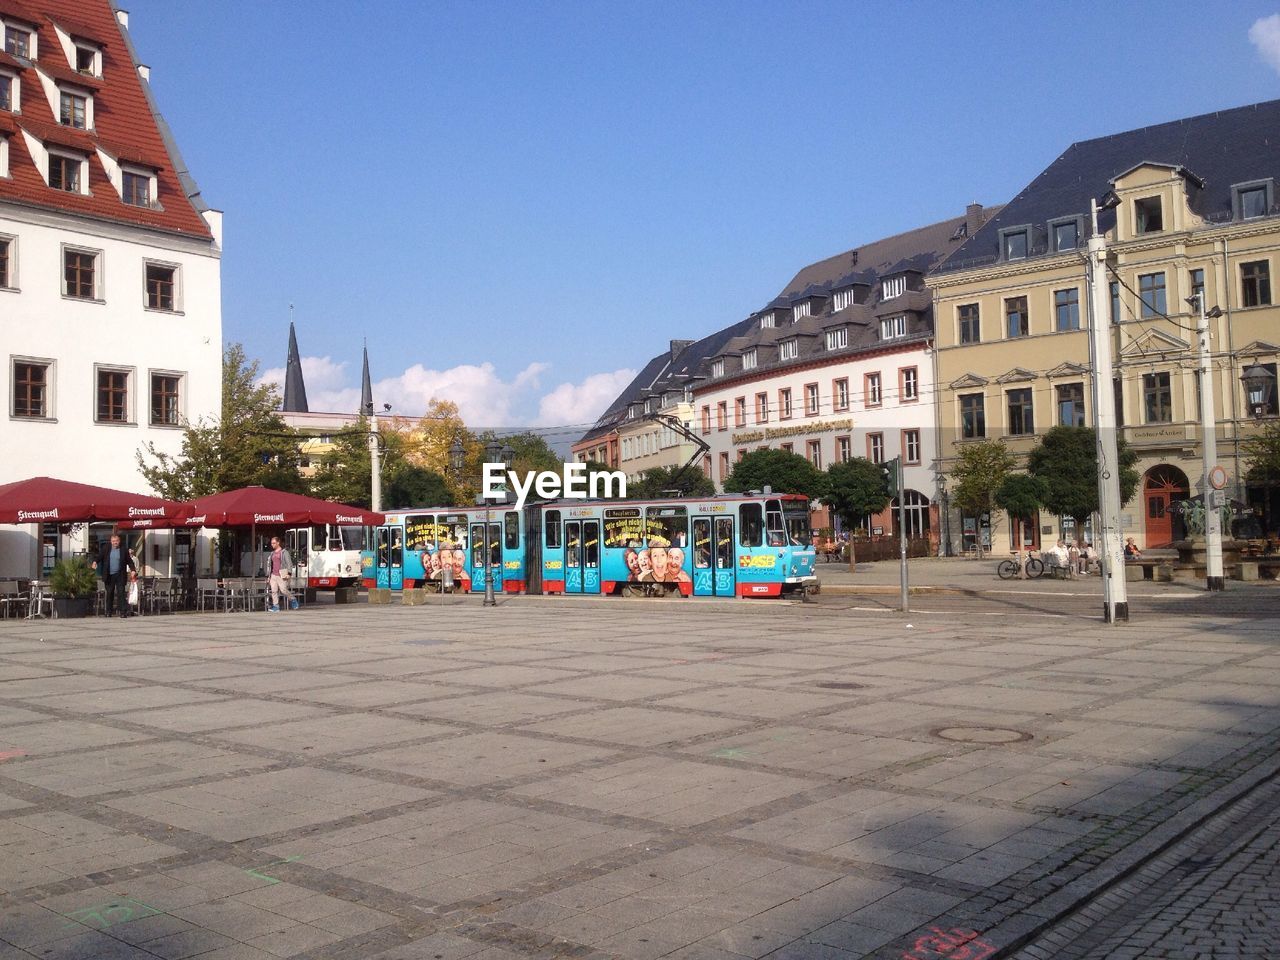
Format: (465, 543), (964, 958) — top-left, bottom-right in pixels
(91, 533), (136, 618)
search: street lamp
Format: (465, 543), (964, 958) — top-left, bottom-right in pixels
(1188, 295), (1226, 591)
(1241, 363), (1277, 420)
(479, 441), (514, 607)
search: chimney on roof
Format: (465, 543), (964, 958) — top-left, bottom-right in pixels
(136, 64), (150, 82)
(115, 9), (129, 29)
(966, 202), (986, 237)
(282, 321), (309, 413)
(670, 339), (693, 361)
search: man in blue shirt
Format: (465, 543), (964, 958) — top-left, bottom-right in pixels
(91, 533), (136, 618)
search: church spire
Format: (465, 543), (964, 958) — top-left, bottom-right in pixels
(282, 318), (309, 413)
(360, 341), (374, 416)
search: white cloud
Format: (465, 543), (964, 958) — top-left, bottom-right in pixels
(1250, 14), (1280, 74)
(261, 357), (634, 430)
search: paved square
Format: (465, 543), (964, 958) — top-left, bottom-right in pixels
(1, 590), (1278, 960)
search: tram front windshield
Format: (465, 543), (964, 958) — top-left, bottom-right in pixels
(783, 505), (812, 546)
(340, 526), (365, 551)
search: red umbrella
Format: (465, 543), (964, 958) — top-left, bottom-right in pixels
(0, 476), (189, 525)
(117, 486), (383, 529)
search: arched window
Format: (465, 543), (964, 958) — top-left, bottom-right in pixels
(893, 490), (931, 538)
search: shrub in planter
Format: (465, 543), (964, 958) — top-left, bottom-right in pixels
(48, 556), (98, 618)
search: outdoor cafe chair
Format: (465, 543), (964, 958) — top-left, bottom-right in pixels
(195, 578), (223, 612)
(149, 578), (176, 614)
(0, 581), (26, 619)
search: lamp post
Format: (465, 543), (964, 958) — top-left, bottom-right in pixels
(1189, 295), (1226, 591)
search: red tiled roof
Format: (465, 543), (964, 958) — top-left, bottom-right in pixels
(0, 0), (211, 239)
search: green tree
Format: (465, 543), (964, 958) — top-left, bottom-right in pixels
(628, 465), (716, 500)
(137, 343), (306, 499)
(385, 466), (453, 508)
(824, 457), (892, 569)
(994, 473), (1047, 548)
(947, 440), (1016, 558)
(725, 448), (828, 500)
(1027, 426), (1138, 530)
(1242, 421), (1280, 534)
(500, 432), (563, 477)
(310, 417), (410, 508)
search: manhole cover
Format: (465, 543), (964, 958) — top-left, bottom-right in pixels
(814, 681), (867, 690)
(933, 726), (1033, 744)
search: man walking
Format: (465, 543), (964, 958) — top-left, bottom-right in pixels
(91, 533), (136, 618)
(267, 536), (297, 612)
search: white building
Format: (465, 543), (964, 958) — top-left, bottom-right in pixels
(0, 1), (222, 576)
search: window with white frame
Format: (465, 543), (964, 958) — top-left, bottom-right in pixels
(865, 372), (882, 406)
(48, 152), (86, 193)
(122, 168), (155, 207)
(880, 314), (906, 340)
(792, 301), (811, 321)
(836, 436), (851, 462)
(3, 23), (33, 58)
(901, 366), (918, 401)
(74, 44), (101, 77)
(833, 378), (849, 411)
(145, 262), (178, 311)
(711, 358), (724, 378)
(759, 312), (775, 329)
(0, 235), (12, 289)
(0, 71), (14, 111)
(736, 348), (754, 371)
(832, 287), (857, 311)
(63, 246), (100, 300)
(12, 357), (53, 419)
(779, 388), (793, 419)
(825, 327), (848, 351)
(806, 440), (822, 468)
(150, 371), (183, 426)
(868, 433), (884, 464)
(755, 391), (768, 423)
(779, 339), (798, 361)
(95, 365), (132, 423)
(804, 383), (819, 416)
(903, 429), (920, 464)
(882, 275), (906, 299)
(59, 88), (89, 128)
(734, 396), (746, 427)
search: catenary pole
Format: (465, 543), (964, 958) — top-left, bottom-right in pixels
(1195, 294), (1226, 591)
(1085, 199), (1130, 623)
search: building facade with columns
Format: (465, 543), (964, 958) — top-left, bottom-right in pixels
(0, 1), (222, 576)
(930, 99), (1280, 553)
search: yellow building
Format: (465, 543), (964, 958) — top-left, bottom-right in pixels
(931, 100), (1279, 552)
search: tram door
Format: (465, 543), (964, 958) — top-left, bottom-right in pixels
(375, 527), (390, 589)
(692, 516), (737, 596)
(564, 520), (601, 594)
(469, 521), (503, 593)
(387, 526), (404, 590)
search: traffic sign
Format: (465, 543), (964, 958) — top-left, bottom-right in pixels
(1208, 465), (1228, 490)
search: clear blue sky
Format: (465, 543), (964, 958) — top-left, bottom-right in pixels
(125, 0), (1280, 428)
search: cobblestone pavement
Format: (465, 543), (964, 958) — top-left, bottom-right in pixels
(1014, 767), (1280, 959)
(0, 592), (1278, 960)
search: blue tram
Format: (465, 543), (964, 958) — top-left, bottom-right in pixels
(364, 493), (816, 599)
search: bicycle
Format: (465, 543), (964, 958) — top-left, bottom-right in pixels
(997, 550), (1045, 580)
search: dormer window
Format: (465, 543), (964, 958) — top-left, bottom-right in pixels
(881, 275), (906, 299)
(759, 312), (775, 329)
(832, 287), (857, 311)
(122, 168), (154, 207)
(880, 315), (906, 340)
(1000, 227), (1029, 261)
(1134, 196), (1163, 234)
(4, 24), (32, 59)
(779, 339), (799, 361)
(59, 89), (88, 129)
(792, 301), (811, 321)
(711, 359), (724, 378)
(48, 152), (85, 193)
(1233, 180), (1272, 221)
(825, 327), (848, 351)
(742, 348), (757, 371)
(74, 44), (101, 77)
(1051, 218), (1080, 252)
(0, 72), (13, 111)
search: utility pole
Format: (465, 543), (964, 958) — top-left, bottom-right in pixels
(1194, 294), (1226, 591)
(895, 457), (909, 614)
(1085, 199), (1129, 623)
(369, 414), (382, 513)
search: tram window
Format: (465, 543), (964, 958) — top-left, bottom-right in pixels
(490, 525), (502, 565)
(693, 518), (712, 568)
(783, 503), (813, 546)
(341, 526), (364, 550)
(504, 512), (520, 549)
(645, 507), (688, 548)
(472, 536), (484, 567)
(765, 500), (787, 547)
(715, 517), (734, 568)
(566, 524), (581, 567)
(545, 510), (561, 548)
(585, 529), (600, 568)
(309, 525), (326, 551)
(389, 527), (404, 567)
(376, 527), (389, 565)
(739, 503), (764, 547)
(604, 507), (643, 549)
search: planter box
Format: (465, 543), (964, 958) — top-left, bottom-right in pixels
(53, 596), (93, 619)
(334, 586), (359, 604)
